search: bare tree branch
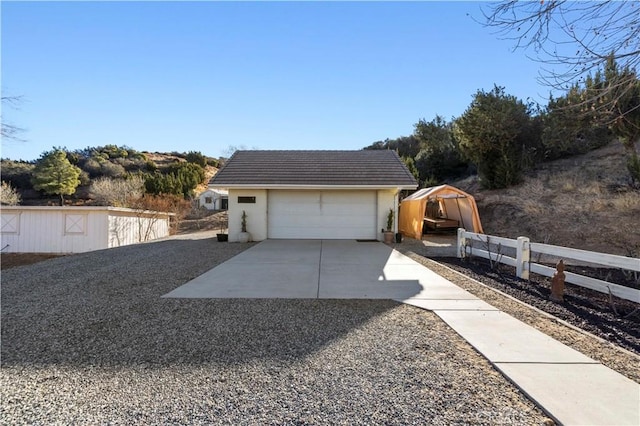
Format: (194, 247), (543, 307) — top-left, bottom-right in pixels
(1, 96), (26, 142)
(481, 1), (640, 124)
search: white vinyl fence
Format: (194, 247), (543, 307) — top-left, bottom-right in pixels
(457, 229), (640, 303)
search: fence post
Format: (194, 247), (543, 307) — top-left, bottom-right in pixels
(457, 228), (466, 258)
(516, 236), (530, 279)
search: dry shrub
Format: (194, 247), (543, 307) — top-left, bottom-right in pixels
(185, 203), (216, 220)
(591, 198), (613, 212)
(0, 181), (21, 205)
(90, 176), (144, 207)
(128, 194), (191, 234)
(610, 192), (640, 210)
(561, 180), (577, 192)
(589, 187), (638, 212)
(522, 199), (547, 216)
(518, 179), (550, 216)
(520, 179), (547, 197)
(581, 181), (604, 196)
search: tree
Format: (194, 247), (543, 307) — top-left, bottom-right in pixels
(167, 162), (206, 198)
(31, 149), (82, 205)
(482, 1), (639, 127)
(454, 86), (538, 189)
(401, 156), (419, 181)
(541, 84), (611, 160)
(144, 173), (180, 197)
(414, 115), (469, 184)
(604, 59), (640, 184)
(144, 162), (206, 199)
(364, 135), (421, 158)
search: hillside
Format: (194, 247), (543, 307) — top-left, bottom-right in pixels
(1, 148), (220, 206)
(455, 140), (640, 257)
(143, 152), (218, 195)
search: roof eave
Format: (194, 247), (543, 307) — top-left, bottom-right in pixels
(209, 183), (418, 190)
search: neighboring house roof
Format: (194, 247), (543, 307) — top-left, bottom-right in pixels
(199, 188), (228, 196)
(209, 150), (418, 189)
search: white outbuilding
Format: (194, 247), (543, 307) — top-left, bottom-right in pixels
(1, 206), (173, 253)
(198, 189), (228, 210)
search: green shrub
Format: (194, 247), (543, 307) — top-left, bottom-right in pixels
(185, 151), (207, 168)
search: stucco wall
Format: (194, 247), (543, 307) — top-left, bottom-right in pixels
(377, 189), (398, 241)
(227, 189), (268, 242)
(224, 188), (400, 242)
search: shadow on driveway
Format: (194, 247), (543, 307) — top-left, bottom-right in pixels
(164, 239), (428, 299)
(1, 236), (404, 367)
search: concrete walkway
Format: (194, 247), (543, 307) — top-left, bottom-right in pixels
(164, 240), (639, 425)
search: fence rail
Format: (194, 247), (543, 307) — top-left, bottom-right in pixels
(457, 229), (640, 303)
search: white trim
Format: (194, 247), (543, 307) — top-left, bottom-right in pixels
(209, 184), (417, 190)
(1, 212), (20, 234)
(64, 213), (88, 236)
(0, 206), (175, 217)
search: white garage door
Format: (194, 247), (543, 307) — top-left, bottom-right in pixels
(268, 190), (377, 239)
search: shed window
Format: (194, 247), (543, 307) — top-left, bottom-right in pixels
(64, 214), (87, 235)
(205, 196), (213, 204)
(1, 213), (20, 234)
(238, 196), (256, 204)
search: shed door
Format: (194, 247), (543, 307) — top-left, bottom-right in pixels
(268, 190), (377, 239)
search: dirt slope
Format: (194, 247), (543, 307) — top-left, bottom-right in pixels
(455, 140), (640, 257)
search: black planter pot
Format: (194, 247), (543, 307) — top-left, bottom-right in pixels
(395, 233), (402, 243)
(216, 233), (228, 242)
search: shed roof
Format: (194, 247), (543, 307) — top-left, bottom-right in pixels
(199, 188), (228, 196)
(403, 184), (471, 201)
(209, 150), (418, 188)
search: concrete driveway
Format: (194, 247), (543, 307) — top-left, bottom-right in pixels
(162, 239), (640, 425)
(164, 240), (486, 305)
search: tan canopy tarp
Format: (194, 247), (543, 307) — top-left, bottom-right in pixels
(399, 184), (484, 239)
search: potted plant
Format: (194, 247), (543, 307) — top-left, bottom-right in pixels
(238, 210), (251, 243)
(216, 211), (228, 242)
(383, 208), (394, 244)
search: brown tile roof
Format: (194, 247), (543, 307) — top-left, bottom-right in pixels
(209, 150), (418, 188)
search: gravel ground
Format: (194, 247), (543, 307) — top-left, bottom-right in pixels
(0, 232), (552, 425)
(396, 238), (640, 384)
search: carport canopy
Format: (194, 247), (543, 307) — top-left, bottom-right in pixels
(399, 184), (484, 239)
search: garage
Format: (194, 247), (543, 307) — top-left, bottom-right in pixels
(268, 190), (377, 239)
(207, 150), (417, 242)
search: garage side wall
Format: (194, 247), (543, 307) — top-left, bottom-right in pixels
(228, 189), (267, 242)
(377, 190), (398, 241)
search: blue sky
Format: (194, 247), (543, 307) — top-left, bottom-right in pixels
(2, 1), (551, 161)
